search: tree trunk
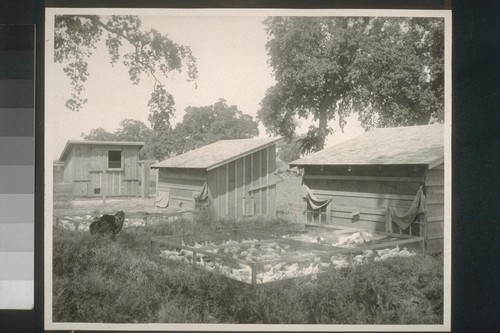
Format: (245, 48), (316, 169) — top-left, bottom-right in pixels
(317, 107), (327, 151)
(317, 95), (334, 151)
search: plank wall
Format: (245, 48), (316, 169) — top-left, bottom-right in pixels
(157, 168), (206, 211)
(424, 163), (445, 253)
(206, 144), (277, 221)
(303, 165), (425, 233)
(62, 144), (141, 197)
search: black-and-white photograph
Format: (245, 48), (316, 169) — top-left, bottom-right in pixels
(44, 8), (451, 331)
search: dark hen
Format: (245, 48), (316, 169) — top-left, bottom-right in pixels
(89, 211), (125, 239)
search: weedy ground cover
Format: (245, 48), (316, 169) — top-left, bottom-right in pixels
(52, 175), (443, 324)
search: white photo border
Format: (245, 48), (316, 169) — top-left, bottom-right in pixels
(44, 7), (452, 331)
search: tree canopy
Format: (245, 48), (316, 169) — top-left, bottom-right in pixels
(54, 15), (198, 131)
(81, 118), (154, 159)
(258, 16), (444, 153)
(81, 99), (259, 160)
(171, 98), (259, 154)
(277, 135), (304, 164)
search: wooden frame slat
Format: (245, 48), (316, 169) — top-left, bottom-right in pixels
(304, 174), (423, 182)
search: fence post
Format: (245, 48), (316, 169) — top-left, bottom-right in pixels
(140, 160), (152, 198)
(102, 171), (106, 205)
(251, 263), (257, 287)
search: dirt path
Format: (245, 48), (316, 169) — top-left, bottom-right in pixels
(55, 197), (179, 215)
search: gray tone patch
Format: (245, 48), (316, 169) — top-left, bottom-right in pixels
(0, 165), (33, 193)
(0, 137), (34, 165)
(0, 194), (33, 223)
(0, 80), (34, 108)
(0, 108), (34, 136)
(0, 224), (33, 252)
(0, 252), (33, 280)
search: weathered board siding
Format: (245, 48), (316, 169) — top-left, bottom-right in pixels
(208, 145), (277, 220)
(158, 168), (206, 211)
(303, 163), (444, 253)
(61, 144), (142, 197)
(159, 144), (278, 221)
(303, 165), (425, 231)
(425, 163), (444, 253)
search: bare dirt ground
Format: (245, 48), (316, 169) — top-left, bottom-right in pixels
(70, 197), (169, 213)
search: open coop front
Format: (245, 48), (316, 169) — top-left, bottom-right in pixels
(150, 224), (424, 286)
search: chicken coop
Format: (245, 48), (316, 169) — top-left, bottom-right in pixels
(290, 124), (445, 254)
(58, 140), (144, 197)
(150, 223), (426, 286)
(152, 137), (282, 221)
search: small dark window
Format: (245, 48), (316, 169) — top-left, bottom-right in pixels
(108, 151), (121, 168)
(94, 188), (101, 194)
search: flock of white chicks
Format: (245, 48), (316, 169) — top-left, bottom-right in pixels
(58, 215), (93, 232)
(58, 214), (182, 231)
(159, 232), (417, 284)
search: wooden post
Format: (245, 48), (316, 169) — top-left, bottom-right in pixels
(251, 263), (257, 287)
(149, 239), (154, 254)
(155, 162), (159, 197)
(303, 199), (308, 223)
(421, 214), (427, 254)
(385, 207), (391, 233)
(192, 251), (197, 266)
(326, 201), (331, 224)
(141, 161), (151, 198)
(102, 171), (106, 205)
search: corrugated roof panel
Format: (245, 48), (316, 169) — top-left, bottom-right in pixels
(290, 124), (444, 167)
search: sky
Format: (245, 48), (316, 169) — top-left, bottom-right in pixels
(45, 11), (366, 160)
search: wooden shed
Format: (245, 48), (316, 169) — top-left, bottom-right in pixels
(152, 137), (282, 221)
(290, 124), (445, 253)
(58, 140), (144, 197)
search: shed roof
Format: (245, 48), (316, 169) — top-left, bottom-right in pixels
(59, 140), (144, 161)
(152, 137), (282, 171)
(290, 124), (444, 168)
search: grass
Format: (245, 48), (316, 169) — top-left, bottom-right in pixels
(53, 225), (443, 324)
(51, 175), (444, 324)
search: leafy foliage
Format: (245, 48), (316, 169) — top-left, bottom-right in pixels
(258, 17), (444, 152)
(80, 127), (118, 142)
(170, 98), (259, 154)
(81, 118), (154, 159)
(277, 135), (304, 163)
(54, 15), (198, 129)
(81, 99), (259, 160)
(351, 18), (445, 128)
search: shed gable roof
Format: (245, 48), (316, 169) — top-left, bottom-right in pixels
(152, 137), (282, 170)
(290, 124), (444, 167)
(59, 140), (144, 161)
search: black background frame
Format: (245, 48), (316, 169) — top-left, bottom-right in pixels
(1, 0), (499, 332)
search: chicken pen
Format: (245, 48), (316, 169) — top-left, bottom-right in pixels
(290, 124), (445, 254)
(149, 223), (425, 286)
